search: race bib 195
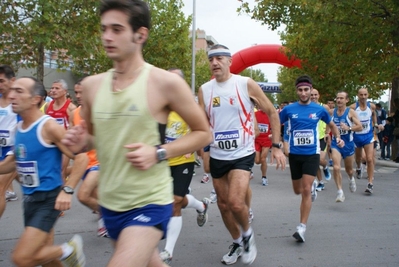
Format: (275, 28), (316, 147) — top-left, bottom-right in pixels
(293, 129), (314, 146)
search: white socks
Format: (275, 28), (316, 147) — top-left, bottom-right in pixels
(60, 242), (73, 260)
(164, 216), (183, 256)
(185, 194), (204, 212)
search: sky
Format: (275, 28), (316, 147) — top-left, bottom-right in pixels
(181, 0), (283, 83)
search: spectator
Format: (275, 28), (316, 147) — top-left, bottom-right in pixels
(380, 117), (394, 160)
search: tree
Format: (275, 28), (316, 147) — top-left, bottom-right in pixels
(0, 0), (106, 82)
(0, 0), (193, 83)
(239, 0), (399, 111)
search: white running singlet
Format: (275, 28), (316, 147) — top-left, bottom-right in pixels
(202, 75), (255, 160)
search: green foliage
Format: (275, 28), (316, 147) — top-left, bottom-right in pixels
(239, 0), (399, 105)
(190, 49), (212, 93)
(0, 0), (193, 83)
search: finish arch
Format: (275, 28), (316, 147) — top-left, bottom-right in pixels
(230, 44), (301, 74)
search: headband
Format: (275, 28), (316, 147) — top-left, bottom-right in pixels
(296, 82), (312, 88)
(208, 48), (231, 58)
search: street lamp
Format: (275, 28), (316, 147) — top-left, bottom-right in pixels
(190, 0), (196, 95)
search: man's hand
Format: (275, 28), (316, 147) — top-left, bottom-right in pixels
(55, 191), (73, 211)
(62, 120), (88, 153)
(124, 143), (159, 170)
(270, 148), (286, 170)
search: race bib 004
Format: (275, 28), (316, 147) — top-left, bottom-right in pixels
(214, 129), (242, 150)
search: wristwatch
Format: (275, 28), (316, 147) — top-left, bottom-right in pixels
(62, 186), (74, 195)
(156, 145), (167, 163)
(272, 142), (282, 149)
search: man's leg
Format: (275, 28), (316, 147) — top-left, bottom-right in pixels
(77, 170), (99, 212)
(364, 143), (375, 183)
(12, 227), (63, 266)
(331, 149), (343, 191)
(0, 171), (16, 218)
(107, 226), (164, 267)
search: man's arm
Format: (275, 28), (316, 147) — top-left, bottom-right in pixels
(0, 155), (16, 175)
(349, 109), (363, 132)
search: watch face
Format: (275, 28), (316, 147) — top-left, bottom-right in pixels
(63, 186), (74, 194)
(157, 149), (167, 161)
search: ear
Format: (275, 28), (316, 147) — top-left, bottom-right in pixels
(135, 27), (149, 43)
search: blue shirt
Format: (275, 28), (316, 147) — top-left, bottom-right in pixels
(14, 116), (62, 195)
(280, 102), (331, 155)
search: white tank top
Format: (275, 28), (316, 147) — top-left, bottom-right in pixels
(202, 75), (255, 160)
(0, 104), (17, 147)
(355, 102), (373, 135)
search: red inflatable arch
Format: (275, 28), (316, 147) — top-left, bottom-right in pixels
(230, 44), (301, 74)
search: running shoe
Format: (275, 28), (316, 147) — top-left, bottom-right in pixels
(159, 249), (172, 265)
(62, 235), (86, 267)
(329, 159), (333, 166)
(316, 182), (325, 191)
(242, 233), (257, 264)
(5, 191), (18, 201)
(293, 224), (306, 243)
(194, 159), (201, 167)
(311, 180), (318, 202)
(248, 208), (254, 224)
(356, 169), (361, 179)
(365, 183), (373, 194)
(335, 191), (345, 202)
(221, 243), (243, 265)
(201, 173), (210, 184)
(323, 167), (331, 181)
(197, 198), (210, 227)
(349, 177), (356, 193)
(262, 177), (268, 186)
(209, 189), (217, 203)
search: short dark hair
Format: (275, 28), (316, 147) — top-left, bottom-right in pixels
(376, 103), (382, 108)
(0, 65), (15, 79)
(209, 44), (230, 51)
(387, 117), (393, 123)
(20, 76), (46, 107)
(295, 75), (313, 87)
(337, 91), (349, 99)
(99, 0), (151, 33)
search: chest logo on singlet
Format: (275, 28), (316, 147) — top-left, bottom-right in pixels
(0, 110), (8, 116)
(55, 118), (64, 125)
(213, 97), (221, 107)
(15, 144), (27, 159)
(292, 114), (298, 119)
(309, 113), (319, 120)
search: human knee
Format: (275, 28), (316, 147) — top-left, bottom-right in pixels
(12, 250), (34, 267)
(333, 164), (341, 173)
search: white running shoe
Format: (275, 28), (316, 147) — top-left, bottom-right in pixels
(5, 191), (18, 202)
(159, 249), (172, 265)
(209, 189), (217, 203)
(349, 177), (357, 193)
(201, 173), (210, 184)
(248, 208), (254, 224)
(311, 180), (318, 202)
(197, 198), (210, 227)
(62, 235), (86, 267)
(221, 243), (243, 265)
(336, 191), (345, 202)
(293, 224), (306, 242)
(242, 233), (257, 264)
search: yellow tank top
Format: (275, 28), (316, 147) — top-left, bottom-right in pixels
(166, 112), (195, 166)
(92, 63), (173, 211)
(39, 102), (47, 113)
(317, 103), (327, 138)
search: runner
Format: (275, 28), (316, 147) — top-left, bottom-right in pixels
(62, 1), (211, 266)
(198, 44), (285, 265)
(279, 75), (343, 242)
(0, 76), (85, 267)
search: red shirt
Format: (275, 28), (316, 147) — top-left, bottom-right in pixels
(255, 110), (272, 142)
(46, 99), (71, 129)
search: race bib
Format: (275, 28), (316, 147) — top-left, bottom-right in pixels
(258, 123), (269, 133)
(55, 118), (64, 126)
(0, 130), (11, 147)
(214, 129), (242, 150)
(16, 161), (40, 187)
(361, 120), (370, 132)
(293, 129), (314, 146)
(339, 128), (349, 135)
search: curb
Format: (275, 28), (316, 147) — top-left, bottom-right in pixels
(375, 159), (399, 168)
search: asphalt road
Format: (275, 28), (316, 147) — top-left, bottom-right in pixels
(1, 159), (398, 267)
